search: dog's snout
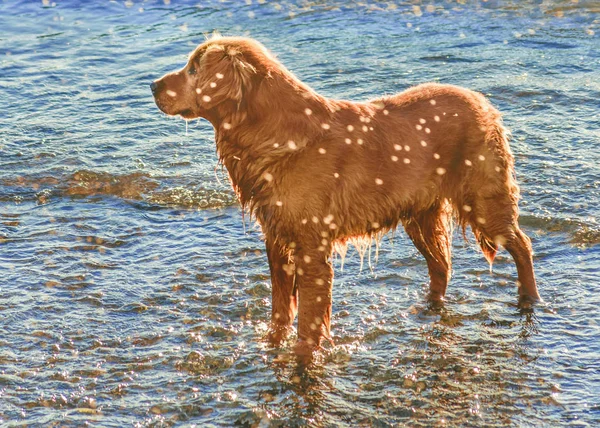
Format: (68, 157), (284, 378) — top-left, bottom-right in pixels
(150, 81), (158, 94)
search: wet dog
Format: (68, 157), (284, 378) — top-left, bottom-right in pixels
(151, 36), (540, 357)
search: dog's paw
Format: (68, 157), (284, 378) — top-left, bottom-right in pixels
(264, 324), (293, 346)
(293, 339), (319, 365)
(518, 292), (543, 309)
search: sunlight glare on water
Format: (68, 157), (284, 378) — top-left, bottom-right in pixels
(0, 0), (599, 426)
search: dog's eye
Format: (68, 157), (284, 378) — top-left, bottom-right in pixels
(188, 65), (197, 76)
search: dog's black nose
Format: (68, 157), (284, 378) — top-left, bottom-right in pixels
(150, 81), (158, 94)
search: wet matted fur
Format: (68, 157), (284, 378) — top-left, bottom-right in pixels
(151, 36), (540, 357)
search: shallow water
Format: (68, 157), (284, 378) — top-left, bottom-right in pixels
(1, 0), (599, 426)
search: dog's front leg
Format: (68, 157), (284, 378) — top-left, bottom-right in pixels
(293, 246), (334, 360)
(265, 238), (297, 345)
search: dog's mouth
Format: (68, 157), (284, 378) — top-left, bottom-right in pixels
(178, 109), (195, 119)
(153, 100), (195, 119)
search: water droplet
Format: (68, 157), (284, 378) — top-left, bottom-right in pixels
(347, 125), (354, 132)
(404, 145), (410, 151)
(478, 155), (486, 161)
(416, 124), (422, 130)
(383, 109), (389, 115)
(345, 138), (352, 144)
(273, 143), (280, 148)
(494, 234), (507, 245)
(318, 148), (326, 154)
(316, 296), (322, 302)
(357, 138), (364, 145)
(434, 115), (440, 122)
(419, 118), (426, 124)
(436, 167), (446, 175)
(202, 95), (211, 102)
(420, 140), (427, 147)
(362, 125), (368, 132)
(223, 122), (232, 130)
(312, 216), (319, 223)
(316, 278), (324, 285)
(476, 217), (486, 224)
(463, 205), (472, 212)
(434, 153), (440, 159)
(303, 255), (312, 263)
(391, 155), (398, 162)
(304, 108), (312, 115)
(375, 178), (383, 185)
(195, 88), (202, 94)
(287, 140), (297, 150)
(323, 214), (334, 224)
(394, 144), (402, 151)
(334, 172), (340, 178)
(216, 72), (224, 79)
(430, 99), (436, 105)
(403, 158), (411, 164)
(425, 128), (431, 134)
(495, 166), (501, 172)
(210, 82), (217, 88)
(275, 200), (283, 206)
(321, 123), (330, 130)
(166, 90), (177, 97)
(465, 159), (472, 166)
(301, 218), (308, 224)
(263, 172), (273, 182)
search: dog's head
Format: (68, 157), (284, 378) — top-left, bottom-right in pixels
(151, 36), (272, 120)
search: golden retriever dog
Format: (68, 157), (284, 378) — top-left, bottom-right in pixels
(151, 36), (540, 357)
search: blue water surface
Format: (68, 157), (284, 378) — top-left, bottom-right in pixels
(0, 0), (599, 426)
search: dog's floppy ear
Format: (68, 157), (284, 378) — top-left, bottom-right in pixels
(198, 45), (257, 108)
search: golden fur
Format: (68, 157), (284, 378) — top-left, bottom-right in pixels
(152, 36), (540, 357)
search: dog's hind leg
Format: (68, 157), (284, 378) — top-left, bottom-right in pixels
(265, 238), (298, 345)
(403, 200), (453, 301)
(471, 194), (540, 303)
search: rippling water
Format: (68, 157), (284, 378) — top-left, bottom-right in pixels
(1, 1), (599, 426)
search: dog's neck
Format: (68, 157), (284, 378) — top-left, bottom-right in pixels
(207, 89), (334, 210)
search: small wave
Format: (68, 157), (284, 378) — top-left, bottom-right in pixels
(1, 170), (237, 210)
(148, 187), (237, 209)
(420, 54), (478, 63)
(65, 170), (159, 200)
(520, 214), (600, 247)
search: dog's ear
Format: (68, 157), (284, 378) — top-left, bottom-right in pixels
(198, 45), (257, 108)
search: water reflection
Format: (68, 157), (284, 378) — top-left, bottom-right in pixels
(200, 303), (548, 426)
